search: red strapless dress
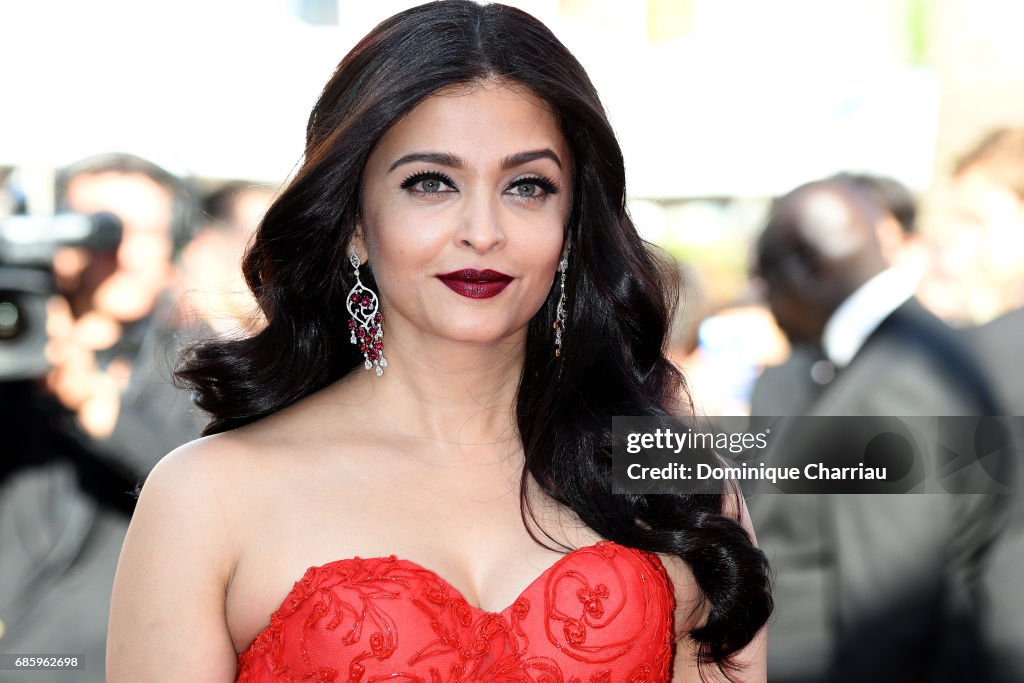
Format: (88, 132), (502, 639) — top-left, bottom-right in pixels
(235, 540), (676, 682)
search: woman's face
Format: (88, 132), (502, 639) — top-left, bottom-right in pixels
(356, 80), (572, 349)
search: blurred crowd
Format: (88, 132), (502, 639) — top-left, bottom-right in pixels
(1, 127), (1024, 682)
(0, 155), (275, 681)
(673, 128), (1024, 682)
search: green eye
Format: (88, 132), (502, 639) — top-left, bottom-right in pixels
(400, 171), (457, 194)
(507, 176), (559, 200)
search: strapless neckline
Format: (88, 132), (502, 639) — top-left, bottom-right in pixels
(236, 540), (676, 682)
(241, 540), (667, 649)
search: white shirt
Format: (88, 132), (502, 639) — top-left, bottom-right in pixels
(821, 266), (920, 368)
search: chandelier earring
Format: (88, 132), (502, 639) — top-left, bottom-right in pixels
(553, 245), (569, 357)
(346, 250), (388, 376)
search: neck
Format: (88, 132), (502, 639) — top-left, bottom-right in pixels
(337, 323), (527, 451)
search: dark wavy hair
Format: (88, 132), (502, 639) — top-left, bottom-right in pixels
(175, 1), (771, 677)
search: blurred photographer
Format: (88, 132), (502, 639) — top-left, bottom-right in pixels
(0, 172), (138, 682)
(46, 153), (206, 478)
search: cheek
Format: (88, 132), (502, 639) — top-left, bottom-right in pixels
(767, 288), (798, 321)
(371, 223), (442, 267)
(362, 210), (449, 300)
(515, 230), (562, 274)
(118, 234), (173, 272)
(509, 231), (565, 319)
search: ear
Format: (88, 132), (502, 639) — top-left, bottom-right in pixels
(873, 215), (905, 266)
(349, 223), (369, 264)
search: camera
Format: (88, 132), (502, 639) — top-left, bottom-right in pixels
(0, 212), (121, 381)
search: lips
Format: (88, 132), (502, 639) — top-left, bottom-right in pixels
(437, 269), (514, 299)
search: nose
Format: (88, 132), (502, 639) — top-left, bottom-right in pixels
(453, 190), (506, 253)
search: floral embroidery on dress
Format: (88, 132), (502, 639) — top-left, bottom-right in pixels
(235, 541), (676, 682)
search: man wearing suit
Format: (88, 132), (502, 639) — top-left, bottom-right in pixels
(748, 172), (927, 418)
(951, 128), (1024, 681)
(749, 177), (1006, 682)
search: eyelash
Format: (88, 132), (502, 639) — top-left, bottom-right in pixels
(398, 171), (561, 200)
(509, 175), (561, 199)
(399, 171), (457, 194)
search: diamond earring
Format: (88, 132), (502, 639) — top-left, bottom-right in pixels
(346, 250), (388, 376)
(553, 246), (569, 357)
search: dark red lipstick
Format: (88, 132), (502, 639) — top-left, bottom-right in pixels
(437, 269), (514, 299)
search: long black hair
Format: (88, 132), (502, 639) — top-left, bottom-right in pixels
(175, 1), (771, 676)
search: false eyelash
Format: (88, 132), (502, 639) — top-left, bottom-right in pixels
(508, 175), (561, 195)
(399, 170), (458, 191)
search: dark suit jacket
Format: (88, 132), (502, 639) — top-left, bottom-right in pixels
(91, 292), (209, 482)
(749, 344), (828, 418)
(971, 307), (1024, 414)
(0, 382), (136, 683)
(749, 298), (1009, 682)
(969, 307), (1024, 681)
(100, 321), (208, 479)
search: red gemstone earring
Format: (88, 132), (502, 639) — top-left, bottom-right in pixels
(346, 250), (387, 376)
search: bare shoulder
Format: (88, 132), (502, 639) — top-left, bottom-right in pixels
(659, 492), (767, 682)
(142, 429), (259, 491)
(132, 430), (266, 543)
(107, 434), (254, 682)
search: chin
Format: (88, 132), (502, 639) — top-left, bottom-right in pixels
(452, 332), (523, 347)
(436, 322), (526, 347)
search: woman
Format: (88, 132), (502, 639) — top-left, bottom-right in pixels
(107, 2), (771, 681)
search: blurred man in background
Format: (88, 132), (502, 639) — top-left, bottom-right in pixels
(749, 176), (1006, 682)
(179, 180), (274, 336)
(749, 172), (926, 416)
(949, 128), (1024, 682)
(926, 129), (1024, 326)
(1, 173), (139, 683)
(47, 153), (206, 479)
(953, 129), (1024, 411)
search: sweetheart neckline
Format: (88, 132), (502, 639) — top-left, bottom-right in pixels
(237, 539), (668, 657)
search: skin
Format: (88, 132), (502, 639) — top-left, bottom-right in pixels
(45, 172), (177, 437)
(180, 187), (275, 333)
(107, 81), (765, 682)
(755, 182), (888, 344)
(348, 80), (571, 433)
(944, 165), (1024, 315)
(62, 171), (176, 323)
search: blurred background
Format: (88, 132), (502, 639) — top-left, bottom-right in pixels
(2, 0), (1024, 681)
(6, 0), (1024, 413)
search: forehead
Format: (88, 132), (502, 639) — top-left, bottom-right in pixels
(952, 165), (1022, 219)
(65, 171), (174, 229)
(368, 81), (570, 169)
(955, 166), (1013, 199)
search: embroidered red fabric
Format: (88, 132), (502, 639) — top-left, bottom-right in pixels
(235, 540), (676, 682)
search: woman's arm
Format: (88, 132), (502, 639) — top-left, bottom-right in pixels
(668, 493), (768, 682)
(673, 624), (768, 682)
(107, 438), (241, 682)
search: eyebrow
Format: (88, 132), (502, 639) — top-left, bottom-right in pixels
(501, 149), (562, 170)
(386, 148), (562, 173)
